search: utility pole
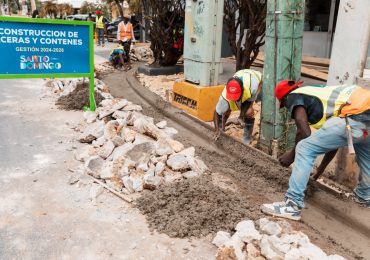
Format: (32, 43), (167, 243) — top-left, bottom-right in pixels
(30, 0), (36, 13)
(259, 0), (305, 157)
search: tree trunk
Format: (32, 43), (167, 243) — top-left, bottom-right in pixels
(114, 0), (124, 18)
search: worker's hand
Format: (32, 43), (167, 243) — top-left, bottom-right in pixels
(237, 117), (245, 128)
(213, 129), (221, 141)
(310, 168), (324, 181)
(279, 151), (295, 167)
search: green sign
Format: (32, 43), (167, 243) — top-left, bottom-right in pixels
(0, 16), (96, 111)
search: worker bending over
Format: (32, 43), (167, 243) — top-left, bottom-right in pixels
(109, 44), (131, 71)
(261, 80), (370, 220)
(213, 69), (262, 144)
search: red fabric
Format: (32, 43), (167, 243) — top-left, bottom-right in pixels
(275, 80), (304, 108)
(226, 79), (242, 101)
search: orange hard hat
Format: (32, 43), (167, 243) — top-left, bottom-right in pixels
(226, 78), (243, 101)
(275, 80), (303, 108)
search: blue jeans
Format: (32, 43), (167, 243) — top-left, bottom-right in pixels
(286, 116), (370, 208)
(97, 28), (105, 45)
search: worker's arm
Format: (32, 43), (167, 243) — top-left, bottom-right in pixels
(131, 23), (136, 41)
(279, 106), (311, 167)
(118, 53), (125, 66)
(311, 149), (338, 180)
(238, 101), (252, 127)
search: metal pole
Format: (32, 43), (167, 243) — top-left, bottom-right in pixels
(259, 0), (305, 156)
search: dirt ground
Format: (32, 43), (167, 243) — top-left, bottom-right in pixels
(56, 82), (104, 110)
(105, 70), (370, 260)
(137, 175), (259, 238)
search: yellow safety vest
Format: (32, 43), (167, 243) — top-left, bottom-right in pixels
(291, 85), (357, 129)
(221, 69), (262, 111)
(96, 16), (104, 29)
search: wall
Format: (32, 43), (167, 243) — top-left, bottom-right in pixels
(302, 31), (330, 58)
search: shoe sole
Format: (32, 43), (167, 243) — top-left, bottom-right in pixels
(261, 206), (301, 221)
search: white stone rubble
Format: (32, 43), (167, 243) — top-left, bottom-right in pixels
(71, 88), (208, 193)
(213, 218), (347, 260)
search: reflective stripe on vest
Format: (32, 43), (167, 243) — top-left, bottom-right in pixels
(221, 69), (262, 111)
(96, 16), (104, 29)
(120, 22), (132, 39)
(291, 85), (357, 129)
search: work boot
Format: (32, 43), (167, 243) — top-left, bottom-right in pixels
(243, 118), (255, 144)
(260, 198), (302, 221)
(353, 193), (370, 209)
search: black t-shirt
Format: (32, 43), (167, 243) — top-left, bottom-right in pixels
(286, 93), (324, 125)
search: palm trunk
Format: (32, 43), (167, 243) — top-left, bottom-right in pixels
(114, 0), (123, 18)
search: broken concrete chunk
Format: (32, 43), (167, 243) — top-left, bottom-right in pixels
(183, 171), (199, 179)
(100, 161), (114, 179)
(78, 120), (104, 143)
(188, 157), (208, 174)
(155, 138), (173, 156)
(92, 136), (106, 148)
(120, 128), (137, 142)
(178, 147), (195, 158)
(259, 219), (282, 236)
(133, 133), (155, 145)
(111, 142), (135, 161)
(99, 99), (129, 119)
(162, 127), (178, 138)
(122, 104), (143, 111)
(111, 136), (125, 147)
(112, 110), (130, 120)
(212, 231), (232, 247)
(74, 145), (97, 162)
(167, 154), (189, 171)
(98, 140), (115, 159)
(247, 243), (263, 259)
(143, 175), (163, 190)
(104, 120), (119, 140)
(83, 111), (97, 124)
(280, 232), (310, 247)
(285, 242), (327, 260)
(119, 158), (136, 177)
(260, 235), (284, 260)
(235, 220), (262, 243)
(166, 139), (184, 153)
(155, 161), (166, 176)
(105, 179), (123, 192)
(155, 120), (167, 129)
(133, 117), (165, 140)
(85, 156), (105, 178)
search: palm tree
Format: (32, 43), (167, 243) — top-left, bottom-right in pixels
(57, 3), (73, 18)
(103, 0), (124, 18)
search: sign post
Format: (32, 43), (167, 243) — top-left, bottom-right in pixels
(0, 16), (96, 111)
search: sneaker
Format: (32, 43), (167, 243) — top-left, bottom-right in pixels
(261, 199), (302, 221)
(353, 193), (370, 208)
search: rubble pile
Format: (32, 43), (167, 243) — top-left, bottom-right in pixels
(213, 218), (345, 260)
(95, 62), (116, 78)
(74, 97), (209, 194)
(130, 46), (154, 62)
(47, 78), (113, 110)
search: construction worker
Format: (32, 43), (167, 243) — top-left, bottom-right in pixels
(213, 69), (263, 144)
(117, 14), (135, 46)
(95, 10), (106, 47)
(261, 80), (370, 220)
(109, 44), (131, 71)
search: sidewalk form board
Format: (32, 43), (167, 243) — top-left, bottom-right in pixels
(0, 16), (96, 111)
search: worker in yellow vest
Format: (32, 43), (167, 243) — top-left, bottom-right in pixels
(95, 10), (106, 47)
(261, 80), (370, 220)
(213, 69), (263, 144)
(117, 14), (135, 46)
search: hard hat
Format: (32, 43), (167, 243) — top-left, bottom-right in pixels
(96, 10), (101, 15)
(275, 80), (304, 108)
(226, 78), (243, 101)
